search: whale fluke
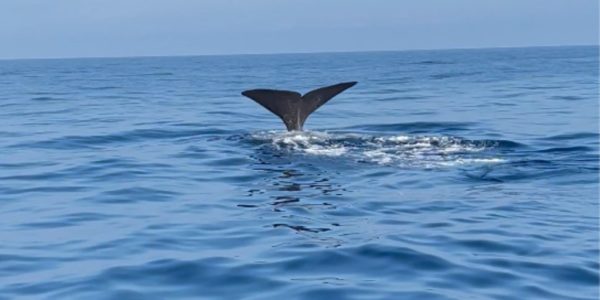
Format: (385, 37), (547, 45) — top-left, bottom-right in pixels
(242, 81), (357, 131)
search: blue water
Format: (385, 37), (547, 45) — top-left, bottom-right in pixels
(0, 46), (598, 299)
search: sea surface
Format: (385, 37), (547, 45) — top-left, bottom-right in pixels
(0, 46), (598, 300)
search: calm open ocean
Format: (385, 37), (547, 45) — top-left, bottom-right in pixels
(0, 46), (598, 299)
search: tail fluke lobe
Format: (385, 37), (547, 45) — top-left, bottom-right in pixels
(241, 89), (303, 131)
(300, 82), (357, 118)
(242, 81), (357, 131)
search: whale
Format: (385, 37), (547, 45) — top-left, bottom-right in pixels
(242, 82), (357, 131)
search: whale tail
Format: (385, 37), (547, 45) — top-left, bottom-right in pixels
(242, 81), (357, 131)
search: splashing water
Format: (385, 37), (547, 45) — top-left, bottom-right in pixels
(249, 130), (506, 167)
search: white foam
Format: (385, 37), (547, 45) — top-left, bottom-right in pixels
(380, 135), (411, 142)
(250, 131), (505, 168)
(438, 158), (507, 166)
(304, 145), (347, 156)
(363, 149), (394, 164)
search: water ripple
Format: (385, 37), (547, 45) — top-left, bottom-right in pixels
(0, 46), (597, 300)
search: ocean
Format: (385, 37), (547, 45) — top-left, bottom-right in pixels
(0, 46), (598, 299)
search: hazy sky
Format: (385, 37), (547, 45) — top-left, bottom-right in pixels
(2, 0), (598, 59)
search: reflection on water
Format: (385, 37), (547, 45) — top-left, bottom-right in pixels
(240, 154), (347, 235)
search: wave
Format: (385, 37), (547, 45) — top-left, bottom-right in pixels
(11, 128), (229, 150)
(342, 122), (475, 133)
(4, 243), (595, 299)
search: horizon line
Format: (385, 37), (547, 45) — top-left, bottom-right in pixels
(0, 43), (597, 62)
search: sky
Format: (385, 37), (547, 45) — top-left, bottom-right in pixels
(1, 0), (598, 59)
